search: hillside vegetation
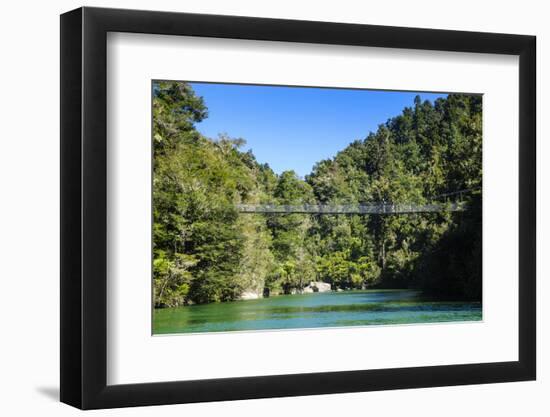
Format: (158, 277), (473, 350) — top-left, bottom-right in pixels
(153, 81), (482, 307)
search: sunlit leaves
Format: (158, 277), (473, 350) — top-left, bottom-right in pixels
(152, 82), (482, 306)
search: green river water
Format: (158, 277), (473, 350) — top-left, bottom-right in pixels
(153, 289), (481, 334)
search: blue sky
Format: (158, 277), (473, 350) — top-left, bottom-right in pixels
(190, 82), (447, 177)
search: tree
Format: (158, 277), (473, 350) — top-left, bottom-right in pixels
(153, 82), (483, 306)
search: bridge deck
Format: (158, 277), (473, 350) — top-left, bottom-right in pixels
(236, 203), (465, 214)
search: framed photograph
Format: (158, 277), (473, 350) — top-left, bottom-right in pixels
(60, 6), (536, 409)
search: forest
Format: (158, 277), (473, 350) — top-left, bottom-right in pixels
(152, 81), (482, 308)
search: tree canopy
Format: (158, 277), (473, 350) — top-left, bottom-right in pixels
(153, 81), (482, 307)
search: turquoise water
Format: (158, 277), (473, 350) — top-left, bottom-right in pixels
(153, 289), (482, 334)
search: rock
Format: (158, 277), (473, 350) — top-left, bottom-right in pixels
(240, 290), (262, 300)
(311, 281), (331, 292)
(303, 281), (331, 293)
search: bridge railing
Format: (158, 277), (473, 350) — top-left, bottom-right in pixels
(235, 203), (465, 214)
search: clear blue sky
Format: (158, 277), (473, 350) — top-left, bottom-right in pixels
(190, 82), (447, 177)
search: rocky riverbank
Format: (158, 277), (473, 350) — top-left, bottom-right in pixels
(241, 281), (332, 300)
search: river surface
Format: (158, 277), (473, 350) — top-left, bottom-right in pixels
(153, 289), (481, 334)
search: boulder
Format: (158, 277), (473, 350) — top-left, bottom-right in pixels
(304, 281), (331, 293)
(315, 282), (331, 292)
(240, 290), (262, 300)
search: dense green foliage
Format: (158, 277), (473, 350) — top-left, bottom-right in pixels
(153, 82), (482, 307)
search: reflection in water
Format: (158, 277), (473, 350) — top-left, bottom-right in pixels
(153, 289), (482, 334)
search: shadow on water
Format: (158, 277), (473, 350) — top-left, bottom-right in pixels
(153, 289), (482, 334)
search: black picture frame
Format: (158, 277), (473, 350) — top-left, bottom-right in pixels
(60, 6), (536, 410)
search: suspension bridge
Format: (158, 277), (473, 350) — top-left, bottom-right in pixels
(236, 202), (465, 214)
(235, 188), (477, 215)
